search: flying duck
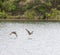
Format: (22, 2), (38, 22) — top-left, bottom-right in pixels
(10, 31), (17, 37)
(25, 29), (33, 35)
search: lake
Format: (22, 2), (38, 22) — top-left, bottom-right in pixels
(0, 22), (60, 55)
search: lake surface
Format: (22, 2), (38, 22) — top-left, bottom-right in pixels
(0, 22), (60, 55)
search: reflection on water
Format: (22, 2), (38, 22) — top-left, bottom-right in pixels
(0, 22), (60, 55)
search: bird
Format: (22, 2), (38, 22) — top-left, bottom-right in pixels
(10, 31), (17, 37)
(25, 29), (33, 35)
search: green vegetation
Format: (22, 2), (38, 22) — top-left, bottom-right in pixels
(0, 0), (60, 20)
(24, 10), (36, 19)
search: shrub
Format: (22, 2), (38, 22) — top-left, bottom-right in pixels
(24, 10), (36, 19)
(5, 1), (16, 12)
(22, 3), (33, 12)
(0, 11), (8, 19)
(46, 8), (60, 19)
(51, 8), (59, 15)
(46, 13), (51, 18)
(45, 2), (52, 7)
(36, 5), (46, 14)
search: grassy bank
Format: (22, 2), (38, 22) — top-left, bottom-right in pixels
(0, 19), (60, 22)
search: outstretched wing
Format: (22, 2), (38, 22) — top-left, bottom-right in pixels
(25, 29), (30, 34)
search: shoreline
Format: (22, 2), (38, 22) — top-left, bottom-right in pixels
(0, 19), (60, 22)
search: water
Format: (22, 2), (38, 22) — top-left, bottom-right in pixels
(0, 22), (60, 55)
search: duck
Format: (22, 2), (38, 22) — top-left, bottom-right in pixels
(10, 31), (17, 37)
(25, 29), (33, 35)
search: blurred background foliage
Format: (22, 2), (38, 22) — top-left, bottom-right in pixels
(0, 0), (60, 20)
